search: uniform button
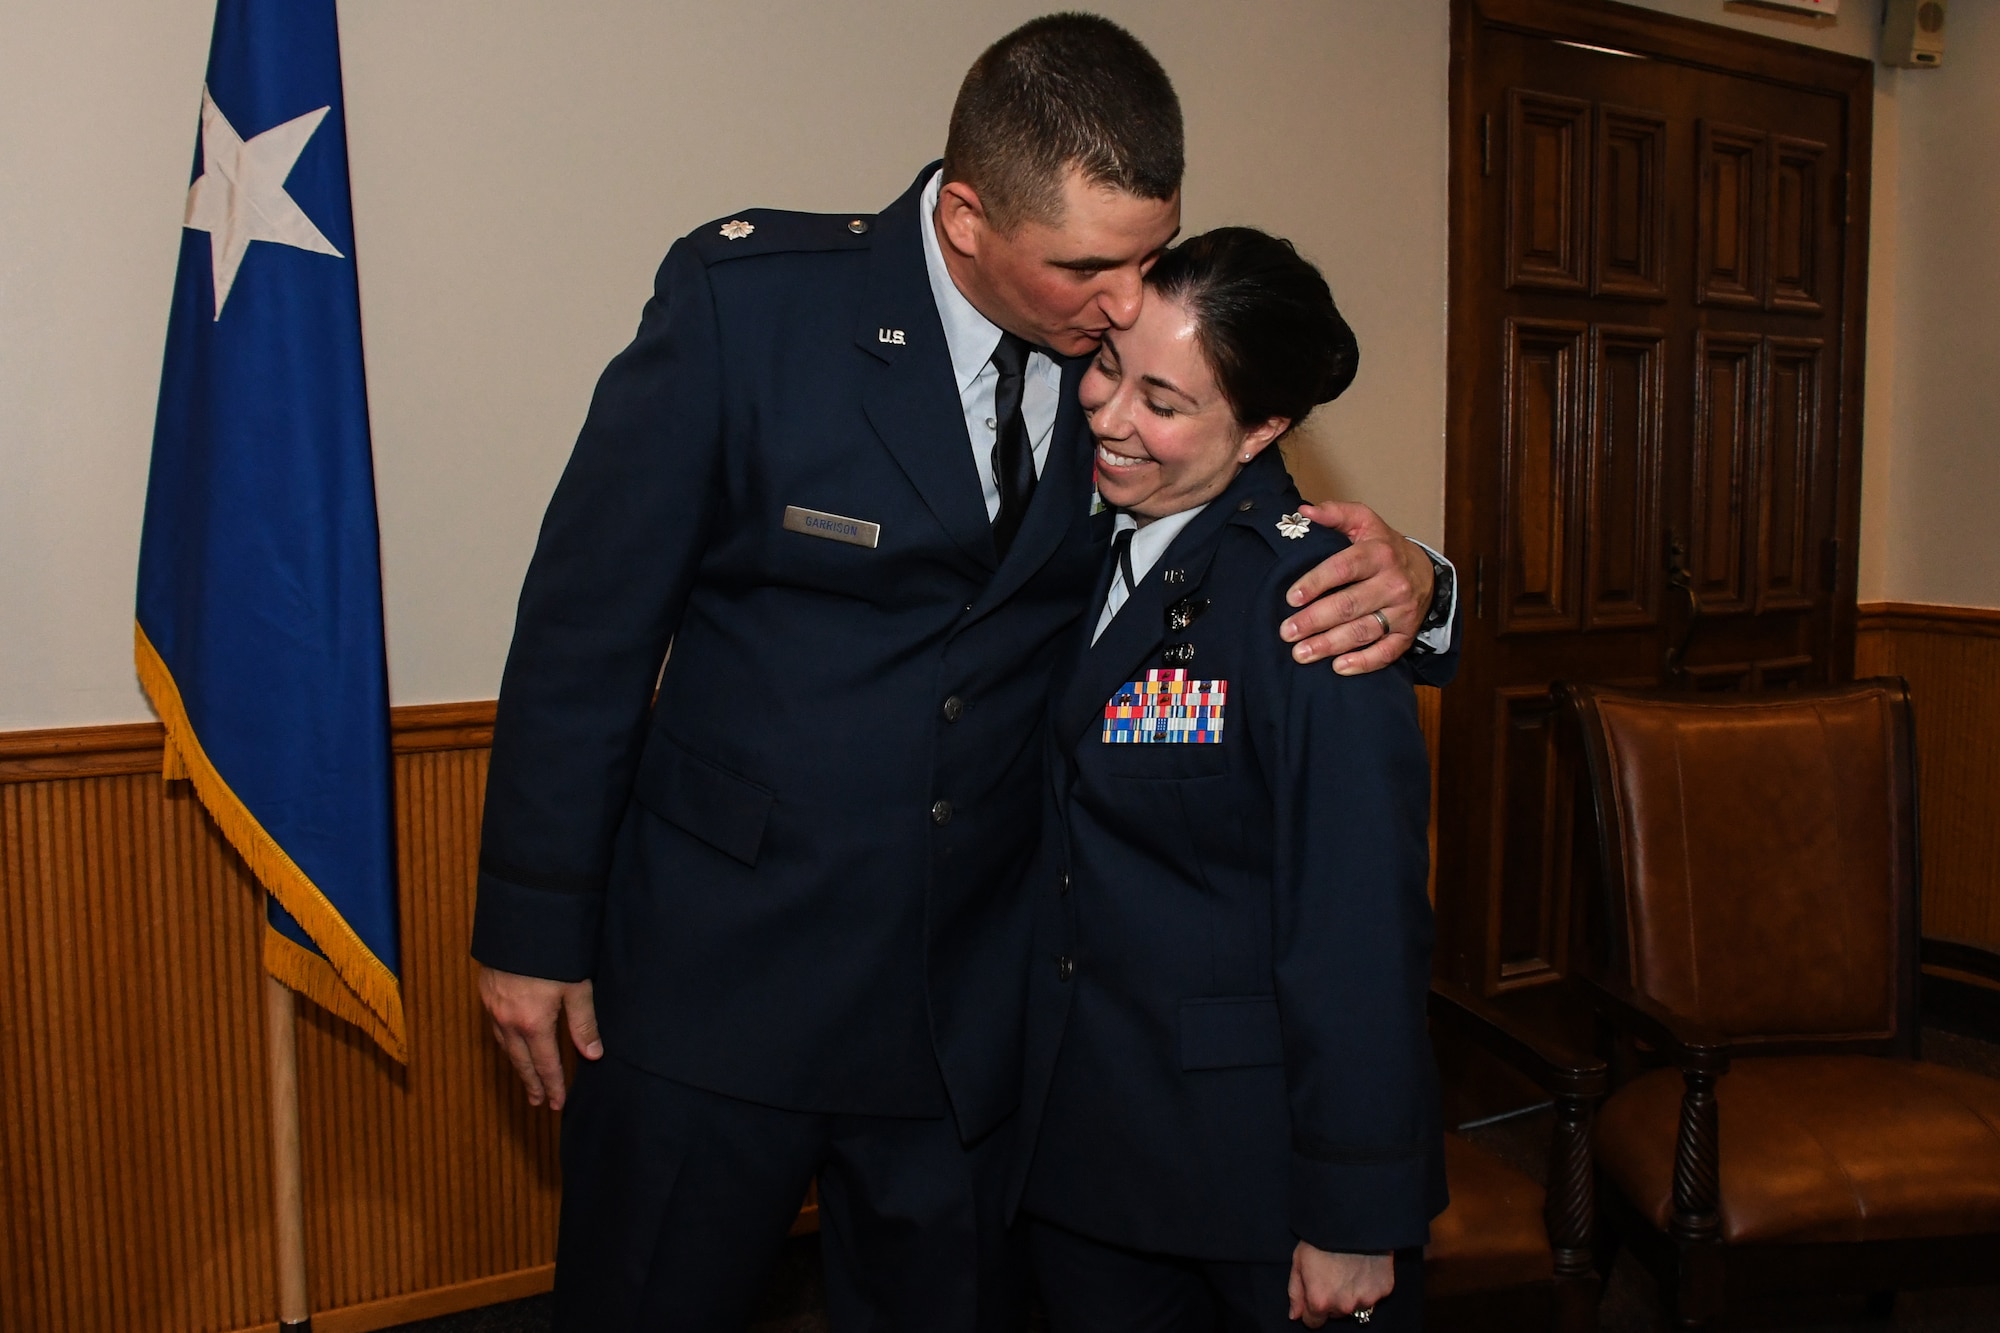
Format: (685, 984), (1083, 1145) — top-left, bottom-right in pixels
(1059, 869), (1070, 896)
(848, 218), (870, 234)
(1057, 955), (1075, 982)
(931, 799), (953, 826)
(985, 417), (997, 430)
(942, 696), (964, 722)
(1237, 499), (1255, 512)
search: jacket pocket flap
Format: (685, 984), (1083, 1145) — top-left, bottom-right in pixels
(1179, 996), (1284, 1070)
(635, 739), (774, 867)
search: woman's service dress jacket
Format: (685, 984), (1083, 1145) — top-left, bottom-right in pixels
(1014, 450), (1449, 1263)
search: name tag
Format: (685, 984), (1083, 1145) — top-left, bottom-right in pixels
(1103, 669), (1227, 744)
(783, 505), (880, 549)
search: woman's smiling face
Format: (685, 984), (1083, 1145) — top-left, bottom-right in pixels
(1080, 291), (1288, 522)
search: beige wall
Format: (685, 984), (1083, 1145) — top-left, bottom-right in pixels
(1875, 2), (2000, 608)
(0, 0), (1991, 730)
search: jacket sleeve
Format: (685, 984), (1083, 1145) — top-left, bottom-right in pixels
(470, 238), (725, 980)
(1252, 563), (1441, 1253)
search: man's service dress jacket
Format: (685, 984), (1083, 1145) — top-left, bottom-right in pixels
(472, 164), (1106, 1139)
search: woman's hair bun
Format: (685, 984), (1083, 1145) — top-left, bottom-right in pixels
(1144, 227), (1358, 431)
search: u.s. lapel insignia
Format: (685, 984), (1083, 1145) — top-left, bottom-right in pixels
(719, 219), (755, 240)
(1277, 512), (1311, 539)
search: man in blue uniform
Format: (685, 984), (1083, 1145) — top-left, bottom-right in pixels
(471, 15), (1457, 1332)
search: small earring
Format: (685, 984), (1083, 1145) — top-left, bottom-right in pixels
(1241, 452), (1252, 461)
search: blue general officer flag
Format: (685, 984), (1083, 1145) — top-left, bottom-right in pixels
(137, 0), (405, 1061)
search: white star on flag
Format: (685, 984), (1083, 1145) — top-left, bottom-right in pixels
(183, 85), (344, 319)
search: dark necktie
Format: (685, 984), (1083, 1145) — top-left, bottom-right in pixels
(989, 332), (1037, 558)
(1100, 526), (1137, 631)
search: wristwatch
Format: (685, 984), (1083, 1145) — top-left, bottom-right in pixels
(1409, 544), (1454, 656)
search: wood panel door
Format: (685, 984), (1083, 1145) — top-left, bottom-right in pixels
(1440, 0), (1872, 995)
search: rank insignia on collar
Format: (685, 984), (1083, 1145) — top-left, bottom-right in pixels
(1277, 512), (1311, 539)
(719, 219), (755, 240)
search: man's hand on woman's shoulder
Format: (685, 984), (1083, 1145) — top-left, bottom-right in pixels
(1277, 500), (1435, 675)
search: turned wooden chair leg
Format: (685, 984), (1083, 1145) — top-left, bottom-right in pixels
(1668, 1067), (1723, 1330)
(1546, 1091), (1600, 1333)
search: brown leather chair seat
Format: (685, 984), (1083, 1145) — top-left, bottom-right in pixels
(1426, 1132), (1556, 1299)
(1597, 1055), (2000, 1244)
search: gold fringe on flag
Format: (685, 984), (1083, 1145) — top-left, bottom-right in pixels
(263, 926), (406, 1057)
(136, 621), (409, 1063)
(162, 737), (189, 781)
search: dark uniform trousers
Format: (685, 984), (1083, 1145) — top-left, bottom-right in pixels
(557, 1057), (1024, 1333)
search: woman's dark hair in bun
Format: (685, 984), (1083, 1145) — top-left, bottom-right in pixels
(1142, 226), (1358, 433)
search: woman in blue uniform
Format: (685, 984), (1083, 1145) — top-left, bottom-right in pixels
(1014, 229), (1444, 1331)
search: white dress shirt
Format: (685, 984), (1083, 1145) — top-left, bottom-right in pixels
(1409, 539), (1455, 655)
(919, 170), (1063, 522)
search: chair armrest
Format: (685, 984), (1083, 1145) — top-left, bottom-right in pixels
(1924, 936), (2000, 986)
(1922, 936), (2000, 1041)
(1428, 980), (1608, 1100)
(1429, 981), (1607, 1289)
(1573, 968), (1731, 1074)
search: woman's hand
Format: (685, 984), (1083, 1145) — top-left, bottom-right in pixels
(1287, 1243), (1394, 1327)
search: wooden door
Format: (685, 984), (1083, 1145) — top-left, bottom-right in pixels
(1440, 0), (1872, 995)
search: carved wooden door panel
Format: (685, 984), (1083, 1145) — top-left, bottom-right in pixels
(1441, 1), (1869, 995)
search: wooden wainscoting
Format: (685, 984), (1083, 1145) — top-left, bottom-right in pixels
(1857, 603), (2000, 951)
(0, 686), (1446, 1332)
(0, 704), (560, 1333)
(1418, 685), (1441, 904)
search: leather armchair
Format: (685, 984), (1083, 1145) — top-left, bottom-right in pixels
(1426, 980), (1608, 1333)
(1558, 679), (2000, 1329)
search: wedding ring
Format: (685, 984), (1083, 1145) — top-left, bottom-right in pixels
(1371, 610), (1392, 637)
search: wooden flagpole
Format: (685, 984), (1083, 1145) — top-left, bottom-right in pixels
(262, 898), (313, 1331)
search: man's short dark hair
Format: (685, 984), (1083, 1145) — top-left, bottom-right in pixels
(942, 13), (1184, 232)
